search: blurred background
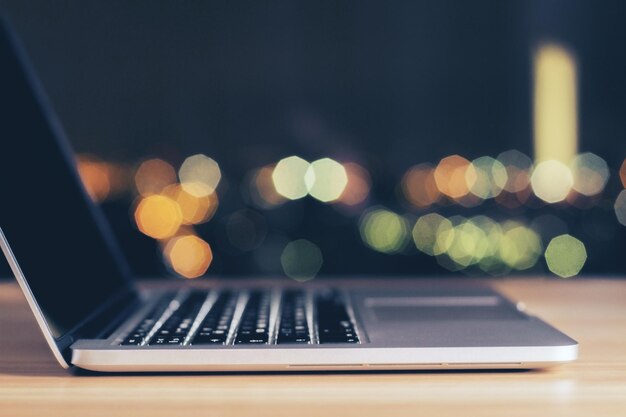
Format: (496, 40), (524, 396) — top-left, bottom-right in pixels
(1, 0), (626, 281)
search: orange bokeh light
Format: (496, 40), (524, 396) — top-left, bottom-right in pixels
(76, 155), (112, 202)
(161, 183), (218, 225)
(252, 165), (286, 208)
(134, 195), (182, 239)
(338, 162), (371, 206)
(164, 235), (213, 278)
(134, 158), (176, 196)
(401, 164), (440, 208)
(620, 159), (626, 188)
(434, 155), (474, 200)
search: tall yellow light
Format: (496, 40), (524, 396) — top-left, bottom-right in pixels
(533, 43), (578, 165)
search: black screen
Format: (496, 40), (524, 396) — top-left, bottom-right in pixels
(0, 22), (133, 338)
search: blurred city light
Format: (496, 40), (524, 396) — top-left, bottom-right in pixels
(467, 156), (508, 199)
(544, 234), (587, 278)
(134, 158), (176, 197)
(304, 158), (348, 202)
(164, 234), (213, 278)
(280, 239), (323, 281)
(272, 156), (310, 200)
(496, 150), (533, 193)
(570, 152), (609, 196)
(533, 43), (578, 167)
(134, 195), (183, 239)
(76, 155), (112, 202)
(360, 209), (409, 254)
(433, 155), (475, 200)
(615, 190), (626, 226)
(338, 162), (371, 206)
(620, 159), (626, 188)
(249, 165), (287, 208)
(412, 213), (453, 256)
(178, 154), (221, 197)
(161, 183), (218, 225)
(530, 160), (574, 203)
(226, 209), (267, 252)
(498, 222), (542, 270)
(401, 163), (440, 208)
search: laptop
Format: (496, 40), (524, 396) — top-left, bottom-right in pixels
(0, 19), (577, 372)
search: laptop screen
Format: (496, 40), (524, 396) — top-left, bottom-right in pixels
(0, 22), (133, 339)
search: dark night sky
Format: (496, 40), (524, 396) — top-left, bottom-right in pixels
(1, 1), (626, 278)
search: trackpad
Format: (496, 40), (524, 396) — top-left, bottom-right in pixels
(366, 296), (525, 321)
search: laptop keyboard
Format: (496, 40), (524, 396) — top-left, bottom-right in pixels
(120, 289), (361, 346)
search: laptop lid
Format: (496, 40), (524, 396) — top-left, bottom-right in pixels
(0, 19), (138, 366)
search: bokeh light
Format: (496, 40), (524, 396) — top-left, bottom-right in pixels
(226, 209), (267, 252)
(134, 195), (183, 239)
(161, 183), (218, 225)
(620, 159), (626, 188)
(304, 158), (348, 202)
(570, 152), (609, 196)
(272, 156), (310, 200)
(178, 154), (221, 197)
(467, 156), (508, 199)
(412, 213), (453, 256)
(249, 165), (286, 208)
(401, 163), (440, 208)
(614, 190), (626, 226)
(544, 234), (587, 278)
(530, 160), (574, 203)
(76, 155), (111, 202)
(497, 150), (533, 193)
(434, 155), (475, 200)
(164, 234), (213, 278)
(134, 158), (176, 197)
(359, 209), (409, 254)
(498, 222), (542, 270)
(338, 162), (371, 206)
(280, 239), (323, 282)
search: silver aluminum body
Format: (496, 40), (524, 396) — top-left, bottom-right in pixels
(70, 284), (578, 372)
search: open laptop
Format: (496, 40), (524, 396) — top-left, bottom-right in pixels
(0, 19), (577, 372)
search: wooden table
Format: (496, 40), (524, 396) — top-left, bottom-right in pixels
(1, 278), (625, 417)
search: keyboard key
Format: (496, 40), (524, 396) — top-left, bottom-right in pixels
(234, 291), (271, 345)
(120, 293), (175, 346)
(316, 291), (360, 344)
(277, 290), (310, 344)
(147, 291), (207, 345)
(189, 291), (237, 345)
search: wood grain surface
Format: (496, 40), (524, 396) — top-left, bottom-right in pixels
(0, 278), (625, 417)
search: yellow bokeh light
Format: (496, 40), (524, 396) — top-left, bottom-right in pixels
(161, 183), (218, 225)
(272, 156), (311, 200)
(498, 223), (542, 270)
(304, 158), (348, 202)
(434, 155), (474, 200)
(412, 213), (453, 256)
(338, 162), (370, 206)
(467, 156), (508, 199)
(164, 235), (213, 279)
(134, 195), (183, 239)
(134, 158), (176, 197)
(544, 234), (586, 278)
(76, 155), (111, 203)
(401, 164), (440, 208)
(360, 209), (409, 254)
(533, 43), (578, 166)
(570, 152), (609, 197)
(614, 190), (626, 226)
(280, 239), (323, 282)
(179, 154), (221, 197)
(530, 160), (574, 203)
